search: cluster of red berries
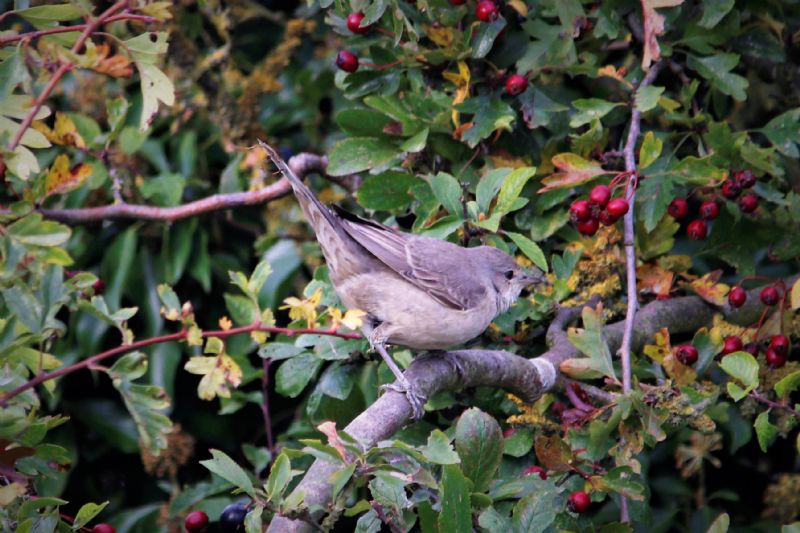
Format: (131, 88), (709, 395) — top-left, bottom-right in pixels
(667, 170), (758, 240)
(569, 184), (630, 236)
(728, 284), (783, 309)
(720, 333), (791, 367)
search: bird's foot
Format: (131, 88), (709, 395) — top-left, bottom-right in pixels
(380, 378), (427, 420)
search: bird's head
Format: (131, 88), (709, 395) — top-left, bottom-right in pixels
(478, 246), (545, 313)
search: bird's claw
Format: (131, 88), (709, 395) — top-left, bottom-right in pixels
(380, 381), (427, 420)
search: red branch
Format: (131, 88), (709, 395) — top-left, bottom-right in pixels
(0, 323), (361, 405)
(7, 1), (129, 152)
(0, 13), (157, 47)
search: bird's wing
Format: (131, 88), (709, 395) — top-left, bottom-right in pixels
(332, 206), (486, 310)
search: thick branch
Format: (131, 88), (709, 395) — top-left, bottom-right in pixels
(267, 276), (797, 532)
(4, 154), (327, 223)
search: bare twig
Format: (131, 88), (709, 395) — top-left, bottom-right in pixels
(7, 1), (129, 152)
(0, 13), (157, 47)
(749, 390), (800, 421)
(0, 322), (360, 405)
(1, 153), (328, 223)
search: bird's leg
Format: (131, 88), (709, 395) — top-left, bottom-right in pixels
(367, 327), (426, 420)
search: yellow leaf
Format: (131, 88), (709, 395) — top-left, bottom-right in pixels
(443, 61), (470, 128)
(219, 316), (233, 330)
(317, 421), (347, 461)
(45, 154), (91, 198)
(791, 278), (800, 310)
(425, 24), (456, 47)
(341, 309), (366, 330)
(34, 112), (86, 148)
(280, 288), (322, 328)
(507, 0), (528, 16)
(597, 65), (633, 88)
(0, 482), (27, 506)
(689, 272), (729, 306)
(185, 354), (242, 401)
(644, 328), (696, 385)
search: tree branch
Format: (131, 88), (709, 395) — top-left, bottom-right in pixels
(0, 322), (359, 405)
(0, 13), (157, 47)
(2, 153), (327, 223)
(266, 276), (797, 532)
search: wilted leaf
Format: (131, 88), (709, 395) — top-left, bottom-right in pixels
(45, 154), (91, 198)
(184, 352), (243, 401)
(642, 0), (686, 69)
(689, 272), (730, 306)
(539, 153), (611, 192)
(534, 434), (573, 472)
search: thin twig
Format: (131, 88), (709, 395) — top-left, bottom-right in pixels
(0, 322), (360, 405)
(0, 13), (157, 47)
(749, 390), (800, 421)
(261, 358), (275, 451)
(618, 59), (663, 525)
(7, 1), (128, 152)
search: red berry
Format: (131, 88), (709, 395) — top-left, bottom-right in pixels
(505, 74), (527, 96)
(743, 342), (760, 357)
(568, 491), (591, 513)
(686, 219), (707, 240)
(588, 184), (611, 207)
(185, 511), (209, 532)
(760, 286), (780, 306)
(766, 347), (787, 368)
(728, 286), (747, 308)
(346, 12), (371, 34)
(503, 427), (515, 438)
(699, 200), (719, 220)
(522, 465), (547, 479)
(675, 344), (698, 365)
(335, 50), (359, 72)
(92, 525), (115, 533)
(92, 278), (105, 294)
(739, 193), (758, 213)
(606, 198), (629, 218)
(449, 0), (467, 4)
(721, 336), (743, 355)
(735, 169), (756, 189)
(721, 179), (740, 199)
(475, 0), (498, 21)
(598, 209), (617, 226)
(769, 335), (790, 357)
(576, 218), (599, 236)
(668, 197), (689, 219)
(569, 199), (592, 222)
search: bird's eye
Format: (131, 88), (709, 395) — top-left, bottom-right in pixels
(504, 270), (514, 280)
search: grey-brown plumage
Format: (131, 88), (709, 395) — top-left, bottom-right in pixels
(260, 141), (542, 418)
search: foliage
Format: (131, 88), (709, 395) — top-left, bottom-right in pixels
(0, 0), (799, 532)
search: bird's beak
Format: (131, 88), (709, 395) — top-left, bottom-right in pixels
(521, 271), (546, 286)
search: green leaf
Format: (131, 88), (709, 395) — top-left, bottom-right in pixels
(0, 52), (29, 100)
(774, 371), (800, 399)
(399, 128), (428, 153)
(635, 86), (665, 112)
(478, 506), (512, 531)
(455, 408), (503, 493)
(275, 354), (321, 397)
(760, 108), (800, 158)
(335, 109), (392, 136)
(569, 98), (623, 128)
(136, 62), (175, 131)
(687, 53), (748, 101)
(2, 285), (42, 333)
(699, 0), (734, 28)
(429, 173), (464, 217)
(16, 4), (81, 24)
(471, 18), (506, 59)
(706, 512), (730, 533)
(327, 137), (400, 176)
(457, 96), (516, 148)
(506, 232), (548, 272)
(355, 509), (381, 533)
(422, 429), (460, 465)
(512, 485), (559, 533)
(7, 214), (71, 247)
(495, 167), (536, 215)
(244, 506), (263, 533)
(258, 343), (306, 361)
(567, 305), (617, 381)
(265, 453), (292, 502)
(139, 173), (185, 207)
(639, 131), (663, 170)
(476, 169), (510, 214)
(357, 171), (419, 211)
(503, 428), (534, 457)
(200, 449), (256, 498)
(71, 501), (109, 530)
(754, 411), (778, 452)
(330, 463), (357, 501)
(438, 465), (472, 533)
(369, 471), (410, 512)
(719, 352), (759, 389)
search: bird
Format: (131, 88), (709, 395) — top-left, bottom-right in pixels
(259, 141), (543, 418)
